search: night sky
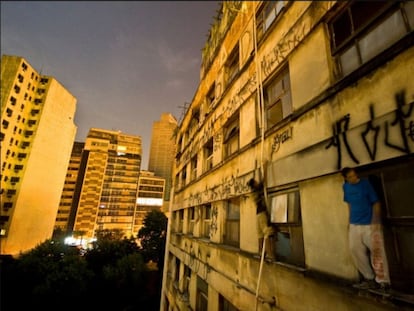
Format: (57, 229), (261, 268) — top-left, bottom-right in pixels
(1, 1), (220, 168)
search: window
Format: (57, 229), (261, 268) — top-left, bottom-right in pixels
(256, 1), (285, 42)
(174, 257), (180, 285)
(14, 165), (23, 171)
(10, 177), (20, 184)
(191, 155), (198, 181)
(14, 85), (20, 94)
(223, 115), (239, 159)
(224, 198), (240, 247)
(2, 120), (9, 129)
(188, 207), (195, 235)
(24, 130), (33, 137)
(329, 1), (414, 77)
(178, 209), (184, 233)
(202, 204), (212, 238)
(189, 108), (200, 137)
(17, 153), (27, 159)
(225, 44), (239, 86)
(219, 294), (239, 311)
(360, 159), (414, 293)
(183, 265), (191, 297)
(207, 82), (216, 107)
(196, 276), (208, 311)
(17, 74), (24, 83)
(10, 96), (16, 106)
(203, 138), (214, 173)
(3, 202), (13, 209)
(7, 189), (16, 196)
(269, 188), (305, 267)
(181, 165), (187, 187)
(264, 67), (292, 130)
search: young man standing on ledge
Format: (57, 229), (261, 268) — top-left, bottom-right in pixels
(341, 167), (390, 290)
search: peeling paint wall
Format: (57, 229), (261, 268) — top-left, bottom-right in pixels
(162, 1), (414, 310)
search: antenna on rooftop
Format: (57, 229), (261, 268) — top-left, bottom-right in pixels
(178, 102), (190, 125)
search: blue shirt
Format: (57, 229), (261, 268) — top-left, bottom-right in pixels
(343, 178), (379, 225)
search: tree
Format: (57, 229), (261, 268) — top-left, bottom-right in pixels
(5, 239), (93, 311)
(137, 209), (168, 265)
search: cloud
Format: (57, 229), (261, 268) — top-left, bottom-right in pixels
(166, 78), (184, 89)
(156, 40), (199, 74)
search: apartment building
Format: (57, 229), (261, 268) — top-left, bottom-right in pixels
(148, 113), (178, 208)
(71, 128), (142, 241)
(0, 55), (77, 256)
(134, 170), (165, 233)
(161, 1), (414, 310)
(54, 141), (85, 233)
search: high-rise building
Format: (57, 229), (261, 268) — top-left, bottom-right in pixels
(148, 113), (178, 205)
(161, 1), (414, 310)
(0, 55), (77, 256)
(54, 142), (85, 234)
(71, 128), (142, 241)
(134, 170), (165, 233)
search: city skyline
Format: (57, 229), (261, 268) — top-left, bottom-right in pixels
(1, 1), (220, 169)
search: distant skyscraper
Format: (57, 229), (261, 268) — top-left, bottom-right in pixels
(148, 113), (177, 205)
(134, 170), (165, 233)
(0, 55), (77, 256)
(70, 128), (142, 241)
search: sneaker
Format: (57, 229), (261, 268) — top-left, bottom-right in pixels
(377, 283), (391, 293)
(353, 280), (378, 290)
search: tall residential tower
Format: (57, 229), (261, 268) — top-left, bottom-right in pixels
(1, 55), (77, 256)
(71, 128), (142, 241)
(148, 113), (177, 207)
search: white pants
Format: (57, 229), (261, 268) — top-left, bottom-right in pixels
(349, 224), (390, 283)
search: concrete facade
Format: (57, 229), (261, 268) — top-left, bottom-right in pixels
(161, 1), (414, 310)
(1, 55), (77, 256)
